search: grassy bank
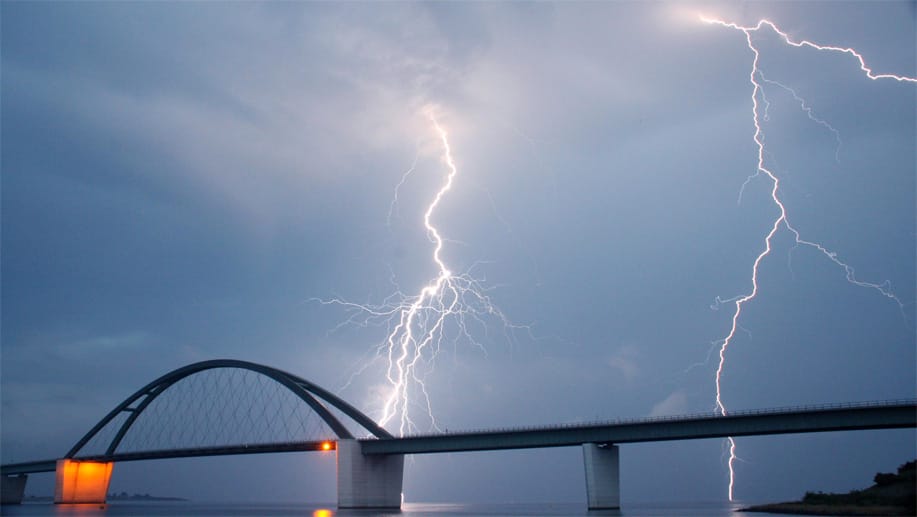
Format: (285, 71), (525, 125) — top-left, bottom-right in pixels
(741, 460), (915, 516)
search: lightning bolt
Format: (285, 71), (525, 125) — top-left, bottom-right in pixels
(319, 107), (515, 436)
(700, 15), (914, 501)
(758, 75), (842, 163)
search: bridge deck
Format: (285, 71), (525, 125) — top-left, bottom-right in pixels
(3, 400), (914, 475)
(360, 401), (917, 454)
(1, 441), (333, 476)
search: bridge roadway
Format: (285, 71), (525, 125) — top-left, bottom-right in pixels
(359, 399), (917, 455)
(4, 399), (914, 476)
(1, 441), (334, 476)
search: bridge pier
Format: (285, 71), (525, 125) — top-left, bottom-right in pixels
(337, 439), (403, 509)
(54, 459), (113, 504)
(582, 443), (619, 510)
(1, 475), (28, 505)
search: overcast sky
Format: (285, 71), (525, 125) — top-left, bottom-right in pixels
(2, 0), (914, 506)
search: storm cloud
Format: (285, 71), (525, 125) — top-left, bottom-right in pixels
(2, 1), (914, 504)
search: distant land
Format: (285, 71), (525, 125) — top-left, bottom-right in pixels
(741, 460), (916, 516)
(24, 492), (188, 502)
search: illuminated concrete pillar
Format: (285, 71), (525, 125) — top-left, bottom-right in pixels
(582, 443), (619, 510)
(1, 475), (28, 505)
(54, 459), (113, 504)
(336, 439), (403, 509)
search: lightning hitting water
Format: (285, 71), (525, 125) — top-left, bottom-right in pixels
(319, 108), (515, 436)
(700, 15), (914, 501)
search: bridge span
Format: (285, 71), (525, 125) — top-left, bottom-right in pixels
(360, 400), (917, 454)
(2, 359), (915, 510)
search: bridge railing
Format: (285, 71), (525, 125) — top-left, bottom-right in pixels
(390, 398), (917, 438)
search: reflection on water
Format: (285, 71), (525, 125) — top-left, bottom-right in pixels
(3, 501), (753, 516)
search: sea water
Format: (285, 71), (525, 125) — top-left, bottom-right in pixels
(1, 501), (770, 516)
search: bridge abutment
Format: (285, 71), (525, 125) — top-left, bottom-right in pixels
(1, 475), (28, 505)
(54, 459), (113, 504)
(337, 439), (403, 509)
(582, 443), (619, 510)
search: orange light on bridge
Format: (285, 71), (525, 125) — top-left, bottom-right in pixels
(320, 441), (334, 451)
(54, 459), (114, 504)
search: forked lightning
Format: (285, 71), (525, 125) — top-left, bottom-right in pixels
(701, 15), (913, 500)
(320, 108), (513, 436)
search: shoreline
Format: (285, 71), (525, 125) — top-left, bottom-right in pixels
(740, 502), (913, 516)
(740, 459), (915, 516)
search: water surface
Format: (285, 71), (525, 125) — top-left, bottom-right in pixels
(3, 500), (768, 516)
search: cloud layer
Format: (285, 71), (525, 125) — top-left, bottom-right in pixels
(3, 0), (914, 504)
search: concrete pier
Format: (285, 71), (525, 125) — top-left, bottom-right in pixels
(337, 439), (403, 509)
(582, 443), (619, 510)
(1, 475), (28, 505)
(54, 459), (113, 504)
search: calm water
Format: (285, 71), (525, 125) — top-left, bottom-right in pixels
(2, 501), (772, 516)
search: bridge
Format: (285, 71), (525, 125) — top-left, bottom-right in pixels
(2, 359), (915, 509)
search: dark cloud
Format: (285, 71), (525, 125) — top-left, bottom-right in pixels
(2, 0), (914, 504)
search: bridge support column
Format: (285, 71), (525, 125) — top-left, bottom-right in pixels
(582, 443), (619, 510)
(336, 439), (403, 509)
(54, 459), (113, 504)
(1, 475), (28, 505)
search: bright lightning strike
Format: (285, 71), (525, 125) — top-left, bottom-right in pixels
(319, 107), (516, 436)
(701, 16), (917, 84)
(700, 15), (914, 501)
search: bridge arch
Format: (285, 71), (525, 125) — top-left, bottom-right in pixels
(66, 359), (391, 459)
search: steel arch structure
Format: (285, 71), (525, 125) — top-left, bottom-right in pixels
(66, 359), (392, 460)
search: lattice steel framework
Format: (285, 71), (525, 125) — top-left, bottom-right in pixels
(66, 359), (391, 460)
